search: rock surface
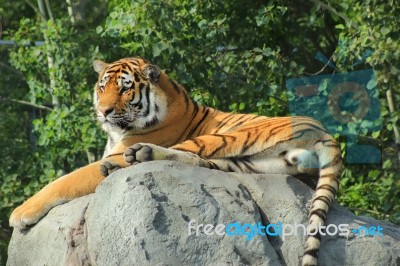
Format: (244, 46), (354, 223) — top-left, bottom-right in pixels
(7, 161), (400, 266)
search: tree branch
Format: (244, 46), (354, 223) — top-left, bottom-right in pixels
(25, 0), (46, 20)
(65, 0), (76, 24)
(44, 0), (54, 21)
(304, 53), (335, 76)
(309, 0), (358, 30)
(0, 96), (53, 111)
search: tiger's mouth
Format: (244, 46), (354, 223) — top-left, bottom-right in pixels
(105, 116), (133, 129)
(97, 111), (134, 129)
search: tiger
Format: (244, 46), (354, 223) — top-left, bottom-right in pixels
(10, 57), (342, 266)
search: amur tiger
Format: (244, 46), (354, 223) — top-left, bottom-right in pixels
(10, 57), (342, 266)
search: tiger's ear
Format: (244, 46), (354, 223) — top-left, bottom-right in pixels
(93, 60), (108, 74)
(142, 64), (160, 83)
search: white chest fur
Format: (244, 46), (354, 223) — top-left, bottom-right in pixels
(102, 123), (124, 158)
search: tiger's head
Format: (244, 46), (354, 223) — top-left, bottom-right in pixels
(93, 57), (170, 132)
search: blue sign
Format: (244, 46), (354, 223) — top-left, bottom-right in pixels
(286, 69), (381, 163)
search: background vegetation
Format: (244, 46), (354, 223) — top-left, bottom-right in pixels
(1, 0), (399, 263)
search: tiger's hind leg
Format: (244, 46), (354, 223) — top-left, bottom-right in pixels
(123, 143), (320, 178)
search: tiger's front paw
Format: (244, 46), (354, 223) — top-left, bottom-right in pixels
(9, 198), (52, 230)
(124, 143), (155, 165)
(100, 160), (122, 177)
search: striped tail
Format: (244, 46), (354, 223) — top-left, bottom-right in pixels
(302, 139), (342, 266)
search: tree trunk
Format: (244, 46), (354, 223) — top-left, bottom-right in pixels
(386, 88), (400, 162)
(37, 0), (60, 109)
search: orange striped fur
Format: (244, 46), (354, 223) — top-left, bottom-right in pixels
(10, 57), (342, 266)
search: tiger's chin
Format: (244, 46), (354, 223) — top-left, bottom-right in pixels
(100, 120), (129, 133)
(99, 117), (132, 129)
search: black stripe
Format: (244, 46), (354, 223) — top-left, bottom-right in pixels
(173, 147), (192, 152)
(290, 128), (318, 140)
(262, 121), (293, 143)
(269, 121), (293, 134)
(242, 158), (261, 173)
(241, 130), (259, 154)
(285, 158), (293, 167)
(320, 174), (333, 178)
(226, 117), (251, 132)
(138, 83), (145, 89)
(318, 139), (336, 146)
(124, 63), (133, 72)
(313, 195), (332, 206)
(303, 248), (319, 258)
(309, 231), (321, 241)
(207, 136), (227, 158)
(309, 209), (327, 221)
(175, 101), (200, 142)
(321, 154), (341, 169)
(229, 114), (248, 125)
(144, 116), (159, 128)
(134, 72), (141, 82)
(108, 63), (124, 69)
(143, 86), (151, 116)
(192, 99), (199, 115)
(316, 184), (337, 195)
(244, 115), (260, 122)
(319, 174), (341, 185)
(227, 164), (235, 172)
(183, 93), (190, 112)
(196, 122), (209, 136)
(105, 69), (118, 74)
(214, 133), (237, 141)
(230, 158), (242, 170)
(129, 59), (139, 65)
(214, 115), (237, 131)
(231, 114), (246, 123)
(132, 84), (145, 107)
(240, 132), (252, 153)
(222, 115), (248, 132)
(292, 121), (328, 133)
(187, 108), (210, 138)
(171, 79), (181, 93)
(192, 138), (205, 156)
(208, 160), (221, 170)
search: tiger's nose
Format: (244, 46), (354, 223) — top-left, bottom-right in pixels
(99, 106), (114, 117)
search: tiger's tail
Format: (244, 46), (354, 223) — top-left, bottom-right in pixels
(302, 138), (342, 266)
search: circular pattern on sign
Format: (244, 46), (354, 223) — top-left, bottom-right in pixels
(327, 81), (370, 124)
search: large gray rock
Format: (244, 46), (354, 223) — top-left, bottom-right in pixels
(7, 161), (400, 266)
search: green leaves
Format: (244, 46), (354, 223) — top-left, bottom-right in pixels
(152, 42), (170, 57)
(380, 27), (390, 36)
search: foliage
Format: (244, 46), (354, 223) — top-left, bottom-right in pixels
(1, 0), (399, 263)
